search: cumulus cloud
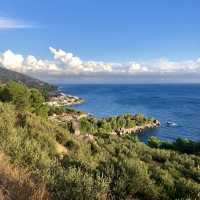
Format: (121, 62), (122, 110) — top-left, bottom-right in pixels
(0, 17), (36, 29)
(49, 47), (114, 74)
(128, 63), (149, 74)
(0, 47), (200, 81)
(0, 50), (24, 70)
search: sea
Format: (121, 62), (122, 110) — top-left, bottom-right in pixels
(58, 84), (200, 142)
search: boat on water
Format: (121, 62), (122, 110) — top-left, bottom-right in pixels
(166, 121), (177, 127)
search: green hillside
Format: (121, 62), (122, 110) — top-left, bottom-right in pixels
(0, 82), (200, 200)
(0, 66), (56, 97)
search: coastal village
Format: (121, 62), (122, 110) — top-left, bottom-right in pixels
(46, 92), (84, 107)
(47, 92), (87, 128)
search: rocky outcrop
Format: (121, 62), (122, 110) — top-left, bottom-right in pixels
(72, 120), (81, 136)
(49, 112), (88, 125)
(116, 120), (160, 136)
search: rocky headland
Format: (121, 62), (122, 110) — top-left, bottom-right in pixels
(116, 119), (160, 136)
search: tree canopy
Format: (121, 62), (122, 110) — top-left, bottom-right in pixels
(0, 81), (48, 117)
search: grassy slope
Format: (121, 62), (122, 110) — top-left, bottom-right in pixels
(0, 153), (49, 200)
(0, 102), (200, 199)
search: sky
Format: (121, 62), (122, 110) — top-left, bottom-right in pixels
(0, 0), (200, 83)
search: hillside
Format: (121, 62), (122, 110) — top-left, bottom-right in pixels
(0, 102), (200, 199)
(0, 81), (200, 199)
(0, 66), (56, 95)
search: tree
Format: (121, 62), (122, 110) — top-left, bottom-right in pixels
(148, 136), (162, 148)
(7, 81), (30, 110)
(98, 119), (112, 133)
(0, 81), (48, 117)
(29, 88), (49, 117)
(0, 86), (12, 102)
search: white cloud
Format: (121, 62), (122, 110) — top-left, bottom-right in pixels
(0, 50), (24, 70)
(0, 47), (200, 80)
(0, 17), (35, 29)
(49, 47), (113, 74)
(128, 63), (149, 74)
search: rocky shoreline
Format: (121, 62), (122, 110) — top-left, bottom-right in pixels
(115, 120), (160, 136)
(70, 119), (161, 142)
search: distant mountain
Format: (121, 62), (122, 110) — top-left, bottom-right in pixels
(0, 66), (57, 96)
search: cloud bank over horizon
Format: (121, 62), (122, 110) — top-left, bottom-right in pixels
(0, 47), (200, 83)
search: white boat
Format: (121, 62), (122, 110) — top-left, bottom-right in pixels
(166, 121), (177, 127)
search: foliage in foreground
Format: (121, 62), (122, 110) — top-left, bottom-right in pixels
(0, 153), (49, 200)
(0, 102), (200, 199)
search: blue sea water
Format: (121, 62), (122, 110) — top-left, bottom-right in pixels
(59, 84), (200, 142)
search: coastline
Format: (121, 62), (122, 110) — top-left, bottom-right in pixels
(48, 87), (161, 136)
(116, 120), (160, 136)
(46, 91), (85, 107)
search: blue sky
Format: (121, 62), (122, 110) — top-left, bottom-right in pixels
(0, 0), (200, 83)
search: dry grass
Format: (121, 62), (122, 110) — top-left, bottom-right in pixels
(0, 153), (50, 200)
(55, 142), (68, 155)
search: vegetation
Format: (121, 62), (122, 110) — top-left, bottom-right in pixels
(148, 136), (200, 155)
(0, 82), (200, 199)
(48, 105), (85, 116)
(0, 81), (49, 117)
(0, 67), (57, 99)
(79, 114), (155, 135)
(0, 153), (49, 200)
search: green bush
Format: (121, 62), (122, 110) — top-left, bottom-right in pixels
(79, 113), (155, 136)
(0, 81), (48, 117)
(148, 136), (200, 155)
(65, 140), (79, 151)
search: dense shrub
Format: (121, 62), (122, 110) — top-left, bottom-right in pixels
(0, 81), (49, 117)
(48, 106), (84, 116)
(148, 136), (200, 155)
(79, 113), (155, 135)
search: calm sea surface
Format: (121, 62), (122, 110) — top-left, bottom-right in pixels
(59, 84), (200, 142)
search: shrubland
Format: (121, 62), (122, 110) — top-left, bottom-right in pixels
(0, 81), (49, 117)
(148, 136), (200, 155)
(79, 113), (157, 135)
(0, 82), (200, 200)
(0, 152), (49, 200)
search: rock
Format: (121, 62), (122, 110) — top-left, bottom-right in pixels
(72, 120), (80, 136)
(83, 134), (94, 141)
(153, 120), (161, 127)
(115, 120), (160, 136)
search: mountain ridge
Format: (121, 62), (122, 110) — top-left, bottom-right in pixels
(0, 66), (57, 95)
